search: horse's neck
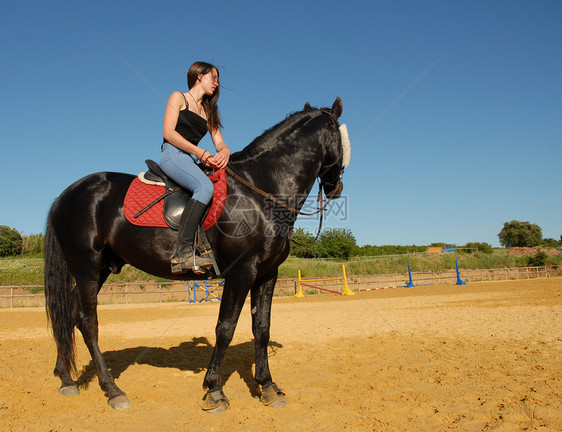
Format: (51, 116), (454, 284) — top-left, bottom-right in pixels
(232, 137), (322, 203)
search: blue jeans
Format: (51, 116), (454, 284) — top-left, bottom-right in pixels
(160, 142), (213, 204)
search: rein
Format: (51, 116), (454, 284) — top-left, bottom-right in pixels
(225, 165), (336, 245)
(225, 166), (334, 216)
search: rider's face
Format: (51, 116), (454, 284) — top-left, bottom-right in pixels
(199, 69), (219, 96)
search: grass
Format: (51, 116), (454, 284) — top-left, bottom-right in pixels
(0, 257), (44, 285)
(280, 251), (537, 279)
(3, 249), (560, 287)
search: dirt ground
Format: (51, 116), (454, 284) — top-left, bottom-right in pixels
(0, 278), (560, 432)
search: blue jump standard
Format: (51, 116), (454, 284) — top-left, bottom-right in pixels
(456, 260), (466, 285)
(406, 263), (415, 287)
(405, 261), (466, 287)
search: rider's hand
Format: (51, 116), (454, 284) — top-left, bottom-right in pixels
(209, 149), (230, 169)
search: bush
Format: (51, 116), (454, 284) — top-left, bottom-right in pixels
(463, 242), (493, 254)
(356, 244), (427, 256)
(0, 225), (23, 257)
(528, 250), (548, 267)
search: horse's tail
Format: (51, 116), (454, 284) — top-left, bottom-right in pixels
(44, 209), (78, 377)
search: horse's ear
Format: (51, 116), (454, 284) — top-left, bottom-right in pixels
(304, 102), (312, 110)
(331, 97), (343, 118)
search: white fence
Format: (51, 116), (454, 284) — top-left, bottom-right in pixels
(0, 281), (223, 309)
(349, 265), (559, 291)
(0, 265), (559, 308)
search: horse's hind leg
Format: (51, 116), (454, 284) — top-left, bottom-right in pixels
(251, 270), (286, 407)
(75, 276), (132, 410)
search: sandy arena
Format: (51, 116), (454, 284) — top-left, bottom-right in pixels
(0, 278), (560, 431)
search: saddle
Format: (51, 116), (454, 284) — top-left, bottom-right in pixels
(123, 159), (225, 277)
(143, 159), (203, 230)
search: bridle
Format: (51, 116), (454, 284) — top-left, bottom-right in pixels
(317, 109), (345, 200)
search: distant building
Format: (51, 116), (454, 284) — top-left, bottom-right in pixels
(427, 244), (457, 254)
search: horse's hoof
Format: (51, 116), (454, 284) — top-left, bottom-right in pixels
(108, 395), (132, 410)
(59, 385), (80, 396)
(260, 383), (286, 408)
(202, 389), (229, 414)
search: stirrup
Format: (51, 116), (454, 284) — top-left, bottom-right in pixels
(171, 253), (213, 275)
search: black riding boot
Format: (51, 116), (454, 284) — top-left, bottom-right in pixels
(171, 200), (214, 274)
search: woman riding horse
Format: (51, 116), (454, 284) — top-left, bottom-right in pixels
(44, 97), (348, 412)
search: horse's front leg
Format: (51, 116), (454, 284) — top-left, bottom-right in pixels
(75, 281), (131, 410)
(251, 270), (286, 407)
(202, 274), (252, 413)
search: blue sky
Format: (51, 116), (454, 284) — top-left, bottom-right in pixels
(1, 0), (560, 246)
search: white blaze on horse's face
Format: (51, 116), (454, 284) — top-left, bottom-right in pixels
(339, 124), (351, 168)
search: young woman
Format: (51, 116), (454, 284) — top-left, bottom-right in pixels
(160, 61), (230, 274)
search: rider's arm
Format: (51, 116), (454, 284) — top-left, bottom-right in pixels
(208, 128), (230, 169)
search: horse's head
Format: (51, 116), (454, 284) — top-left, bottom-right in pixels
(307, 97), (350, 200)
(229, 97), (350, 206)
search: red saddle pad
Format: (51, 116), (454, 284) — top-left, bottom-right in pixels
(123, 168), (227, 230)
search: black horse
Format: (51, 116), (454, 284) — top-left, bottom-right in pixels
(44, 97), (348, 412)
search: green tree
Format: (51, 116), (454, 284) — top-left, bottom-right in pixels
(498, 220), (542, 247)
(356, 244), (427, 256)
(0, 225), (23, 257)
(290, 227), (323, 258)
(22, 233), (45, 254)
(318, 228), (357, 259)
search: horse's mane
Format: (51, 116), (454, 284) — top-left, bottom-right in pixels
(229, 107), (320, 165)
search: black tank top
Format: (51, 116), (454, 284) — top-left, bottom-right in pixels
(163, 94), (208, 146)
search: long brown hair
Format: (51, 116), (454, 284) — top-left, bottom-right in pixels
(187, 61), (223, 132)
